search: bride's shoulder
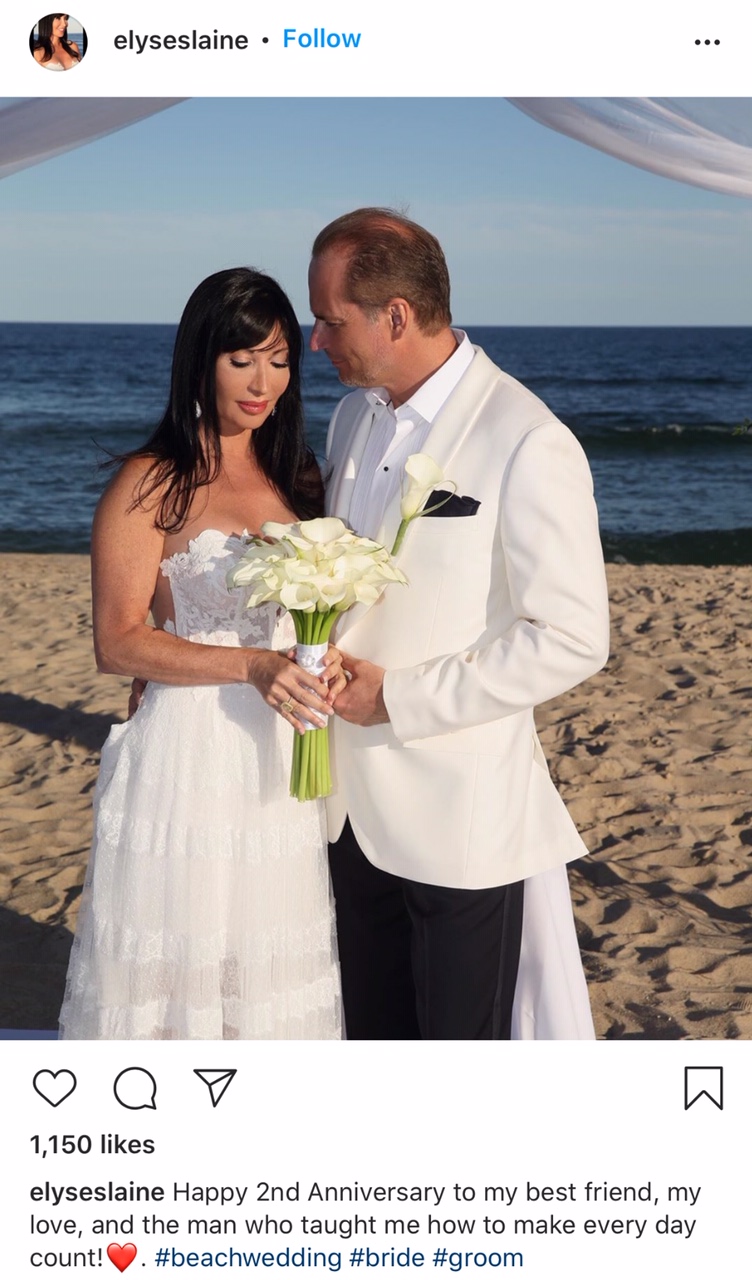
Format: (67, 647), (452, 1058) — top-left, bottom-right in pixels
(96, 455), (165, 522)
(93, 456), (170, 569)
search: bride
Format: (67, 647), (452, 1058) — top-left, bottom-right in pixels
(31, 14), (82, 70)
(59, 267), (345, 1040)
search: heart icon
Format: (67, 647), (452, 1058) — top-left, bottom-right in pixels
(33, 1069), (77, 1107)
(107, 1243), (137, 1272)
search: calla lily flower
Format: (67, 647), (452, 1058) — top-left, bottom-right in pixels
(400, 454), (446, 520)
(392, 453), (456, 554)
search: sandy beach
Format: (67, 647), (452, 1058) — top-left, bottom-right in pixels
(1, 553), (751, 1038)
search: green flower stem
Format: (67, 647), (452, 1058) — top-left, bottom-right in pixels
(290, 735), (300, 796)
(391, 519), (409, 556)
(289, 608), (338, 801)
(300, 723), (311, 799)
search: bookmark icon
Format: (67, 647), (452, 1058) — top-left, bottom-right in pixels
(684, 1066), (723, 1111)
(194, 1069), (237, 1108)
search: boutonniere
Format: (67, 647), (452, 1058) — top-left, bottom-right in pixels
(391, 454), (456, 554)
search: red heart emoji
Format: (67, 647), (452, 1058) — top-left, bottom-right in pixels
(107, 1243), (137, 1272)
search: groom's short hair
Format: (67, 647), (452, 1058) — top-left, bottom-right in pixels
(312, 208), (452, 336)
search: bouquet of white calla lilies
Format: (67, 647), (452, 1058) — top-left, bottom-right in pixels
(227, 517), (407, 801)
(391, 453), (456, 554)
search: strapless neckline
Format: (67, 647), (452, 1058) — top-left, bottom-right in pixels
(160, 527), (252, 570)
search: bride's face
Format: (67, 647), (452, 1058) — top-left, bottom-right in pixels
(52, 14), (69, 37)
(213, 329), (291, 437)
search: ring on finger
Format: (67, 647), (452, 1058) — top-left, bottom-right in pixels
(280, 696), (296, 714)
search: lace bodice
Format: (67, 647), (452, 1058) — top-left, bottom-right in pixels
(160, 528), (294, 650)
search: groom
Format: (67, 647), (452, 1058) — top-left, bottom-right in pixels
(309, 208), (610, 1040)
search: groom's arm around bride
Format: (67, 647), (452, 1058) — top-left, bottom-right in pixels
(309, 208), (610, 1040)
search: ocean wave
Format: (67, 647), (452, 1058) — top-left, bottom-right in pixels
(572, 420), (750, 445)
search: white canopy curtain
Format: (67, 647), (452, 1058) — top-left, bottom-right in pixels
(0, 98), (751, 195)
(508, 98), (752, 198)
(0, 97), (185, 180)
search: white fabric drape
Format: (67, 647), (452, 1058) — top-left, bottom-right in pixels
(0, 98), (185, 180)
(1, 98), (751, 197)
(511, 864), (596, 1040)
(508, 98), (752, 198)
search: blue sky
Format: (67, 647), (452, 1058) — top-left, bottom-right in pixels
(1, 98), (751, 324)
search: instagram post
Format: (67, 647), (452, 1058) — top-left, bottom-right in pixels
(1, 97), (750, 1044)
(1, 9), (751, 1274)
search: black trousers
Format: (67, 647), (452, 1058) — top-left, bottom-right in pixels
(328, 818), (525, 1040)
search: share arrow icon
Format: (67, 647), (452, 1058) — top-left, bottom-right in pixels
(193, 1069), (237, 1108)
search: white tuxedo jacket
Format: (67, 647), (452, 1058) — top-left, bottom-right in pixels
(325, 346), (610, 889)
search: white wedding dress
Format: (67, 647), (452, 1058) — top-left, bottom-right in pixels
(59, 529), (342, 1040)
(59, 528), (593, 1042)
(512, 864), (595, 1040)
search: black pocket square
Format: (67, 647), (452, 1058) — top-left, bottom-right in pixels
(422, 489), (481, 518)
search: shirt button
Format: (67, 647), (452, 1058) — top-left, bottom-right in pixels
(383, 466), (389, 471)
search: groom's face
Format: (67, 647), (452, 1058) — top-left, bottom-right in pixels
(308, 250), (393, 389)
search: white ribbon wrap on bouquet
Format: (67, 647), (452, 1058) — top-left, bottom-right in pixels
(295, 642), (329, 732)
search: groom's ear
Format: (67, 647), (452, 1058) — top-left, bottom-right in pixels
(387, 298), (410, 338)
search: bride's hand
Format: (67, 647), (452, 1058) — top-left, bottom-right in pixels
(246, 648), (333, 735)
(322, 645), (347, 703)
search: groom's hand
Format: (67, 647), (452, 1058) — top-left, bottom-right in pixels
(333, 655), (389, 726)
(128, 677), (147, 719)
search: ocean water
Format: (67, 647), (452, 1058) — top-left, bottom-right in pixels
(1, 323), (751, 562)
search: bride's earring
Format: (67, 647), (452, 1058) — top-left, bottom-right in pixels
(194, 400), (202, 420)
(271, 406), (277, 418)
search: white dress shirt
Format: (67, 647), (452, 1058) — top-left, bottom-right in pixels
(348, 329), (474, 538)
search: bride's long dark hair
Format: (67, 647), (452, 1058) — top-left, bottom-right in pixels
(125, 267), (324, 530)
(31, 14), (80, 63)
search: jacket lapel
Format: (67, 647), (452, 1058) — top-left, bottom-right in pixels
(331, 349), (501, 642)
(374, 347), (501, 550)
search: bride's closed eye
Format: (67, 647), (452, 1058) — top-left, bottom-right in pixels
(229, 359), (290, 369)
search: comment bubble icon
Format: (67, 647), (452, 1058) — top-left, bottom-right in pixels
(113, 1067), (157, 1110)
(33, 1069), (77, 1107)
(107, 1242), (137, 1272)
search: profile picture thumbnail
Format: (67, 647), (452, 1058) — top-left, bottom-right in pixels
(30, 13), (87, 70)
